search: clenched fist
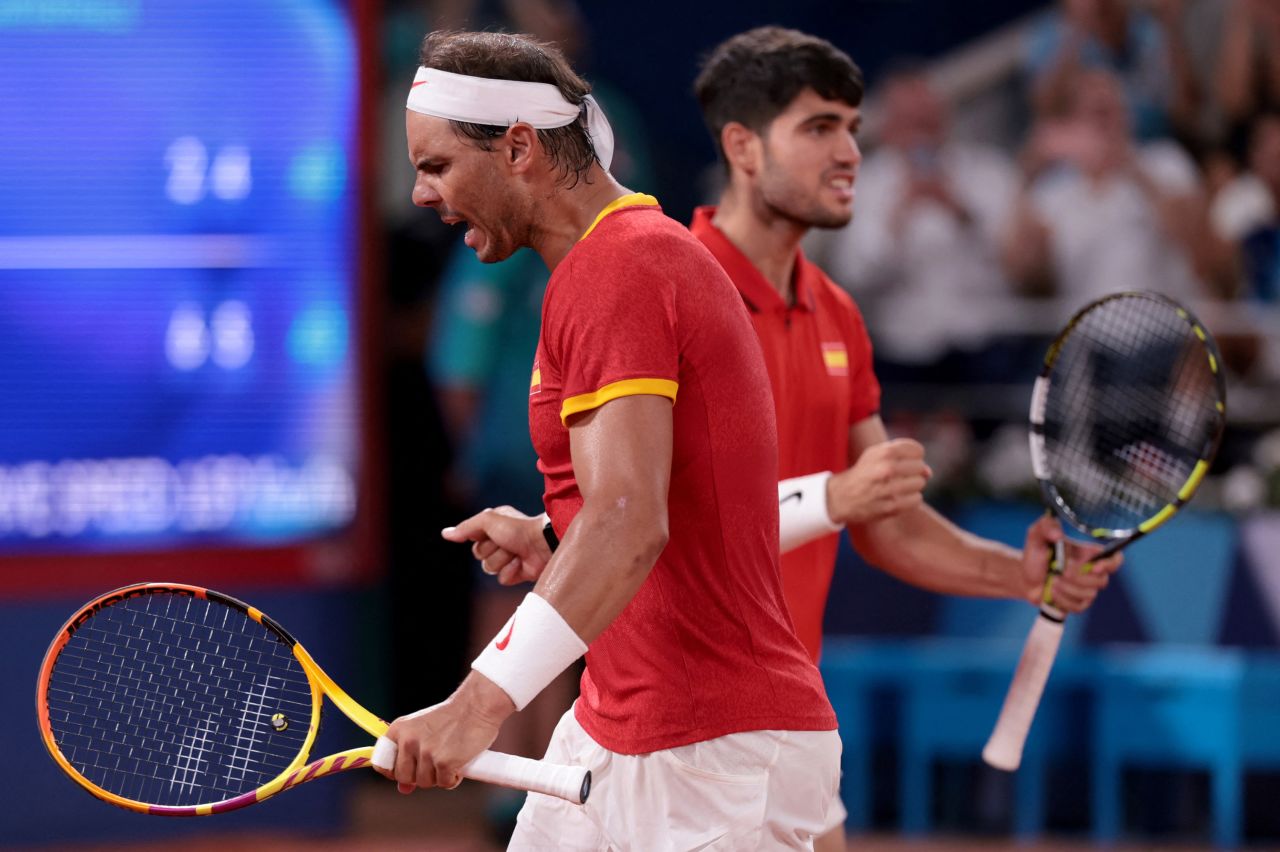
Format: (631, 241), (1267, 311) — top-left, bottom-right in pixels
(827, 438), (931, 526)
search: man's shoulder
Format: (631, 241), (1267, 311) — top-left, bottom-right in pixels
(577, 206), (722, 277)
(593, 205), (696, 247)
(554, 207), (723, 299)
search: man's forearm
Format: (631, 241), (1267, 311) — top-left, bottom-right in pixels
(462, 496), (665, 714)
(533, 494), (668, 643)
(850, 503), (1024, 599)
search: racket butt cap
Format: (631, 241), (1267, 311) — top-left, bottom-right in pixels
(981, 739), (1022, 772)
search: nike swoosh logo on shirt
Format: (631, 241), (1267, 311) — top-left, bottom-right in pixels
(781, 491), (803, 505)
(495, 620), (515, 651)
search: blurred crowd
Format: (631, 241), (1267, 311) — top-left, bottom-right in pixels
(801, 0), (1280, 512)
(376, 0), (1280, 633)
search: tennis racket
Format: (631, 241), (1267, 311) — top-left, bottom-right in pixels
(36, 582), (591, 815)
(982, 291), (1227, 771)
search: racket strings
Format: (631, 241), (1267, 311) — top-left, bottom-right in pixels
(1044, 295), (1221, 532)
(45, 592), (314, 807)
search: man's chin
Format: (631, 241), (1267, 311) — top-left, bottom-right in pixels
(809, 209), (853, 230)
(474, 242), (515, 264)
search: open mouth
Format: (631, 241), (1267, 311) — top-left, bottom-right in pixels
(463, 222), (481, 249)
(827, 175), (855, 202)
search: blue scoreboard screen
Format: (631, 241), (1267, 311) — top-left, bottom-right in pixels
(0, 0), (367, 586)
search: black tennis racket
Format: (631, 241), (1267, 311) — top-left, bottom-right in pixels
(982, 291), (1227, 771)
(37, 583), (590, 815)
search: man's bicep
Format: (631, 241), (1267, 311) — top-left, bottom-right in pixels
(568, 394), (674, 504)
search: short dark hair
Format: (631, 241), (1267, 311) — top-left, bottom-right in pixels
(418, 30), (597, 185)
(694, 27), (864, 164)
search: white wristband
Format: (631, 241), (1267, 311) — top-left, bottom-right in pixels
(778, 471), (840, 553)
(472, 592), (587, 711)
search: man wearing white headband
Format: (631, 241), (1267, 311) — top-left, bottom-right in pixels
(373, 30), (841, 849)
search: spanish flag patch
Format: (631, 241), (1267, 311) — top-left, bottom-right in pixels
(529, 364), (542, 395)
(821, 342), (848, 376)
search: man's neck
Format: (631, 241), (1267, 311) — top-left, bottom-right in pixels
(711, 185), (807, 302)
(530, 168), (630, 270)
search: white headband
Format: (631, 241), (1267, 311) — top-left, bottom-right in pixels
(407, 67), (615, 171)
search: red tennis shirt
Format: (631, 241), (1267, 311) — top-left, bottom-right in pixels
(691, 206), (881, 662)
(531, 195), (835, 755)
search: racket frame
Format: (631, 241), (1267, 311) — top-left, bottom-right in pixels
(1032, 292), (1226, 551)
(983, 291), (1227, 771)
(37, 582), (591, 815)
(36, 582), (371, 815)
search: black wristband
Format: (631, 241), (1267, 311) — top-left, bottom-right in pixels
(542, 519), (560, 553)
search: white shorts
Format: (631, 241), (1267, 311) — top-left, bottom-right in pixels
(509, 707), (841, 851)
(821, 782), (848, 837)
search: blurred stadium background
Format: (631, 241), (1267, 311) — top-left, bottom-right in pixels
(3, 0), (1279, 848)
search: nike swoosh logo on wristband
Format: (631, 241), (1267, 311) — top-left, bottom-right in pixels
(780, 491), (803, 505)
(495, 620), (515, 651)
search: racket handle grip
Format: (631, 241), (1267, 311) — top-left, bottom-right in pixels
(982, 611), (1064, 772)
(465, 750), (591, 805)
(371, 738), (591, 804)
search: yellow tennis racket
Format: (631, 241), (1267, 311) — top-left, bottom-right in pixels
(37, 582), (590, 815)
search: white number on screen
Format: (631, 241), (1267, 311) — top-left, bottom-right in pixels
(166, 302), (254, 371)
(165, 137), (252, 205)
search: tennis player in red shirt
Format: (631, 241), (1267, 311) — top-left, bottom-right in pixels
(691, 27), (1124, 851)
(377, 30), (841, 849)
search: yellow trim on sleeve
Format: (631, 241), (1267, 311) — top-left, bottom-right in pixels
(579, 193), (660, 242)
(560, 377), (677, 424)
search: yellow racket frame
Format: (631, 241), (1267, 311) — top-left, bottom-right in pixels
(36, 582), (388, 816)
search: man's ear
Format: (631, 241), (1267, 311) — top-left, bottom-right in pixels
(503, 122), (538, 174)
(720, 121), (762, 177)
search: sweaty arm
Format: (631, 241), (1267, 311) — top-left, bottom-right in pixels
(535, 393), (672, 639)
(374, 394), (671, 794)
(845, 415), (1031, 600)
(469, 392), (674, 708)
(463, 394), (675, 711)
(844, 416), (1119, 608)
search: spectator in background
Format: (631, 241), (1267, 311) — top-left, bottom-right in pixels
(1005, 68), (1235, 305)
(378, 0), (476, 723)
(1211, 113), (1280, 302)
(1216, 0), (1280, 165)
(432, 246), (547, 513)
(1209, 112), (1280, 382)
(810, 66), (1021, 387)
(1022, 0), (1200, 143)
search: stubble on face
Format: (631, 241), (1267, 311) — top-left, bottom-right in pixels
(750, 90), (860, 232)
(446, 143), (534, 264)
(407, 112), (538, 264)
(757, 144), (854, 230)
